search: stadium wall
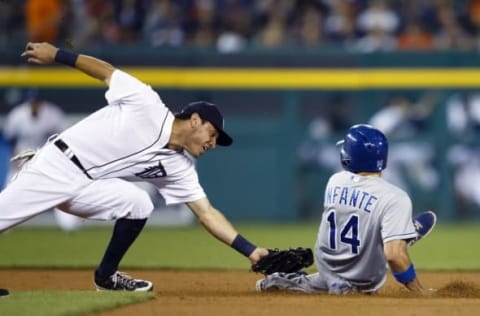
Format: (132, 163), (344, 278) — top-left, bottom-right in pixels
(0, 49), (478, 222)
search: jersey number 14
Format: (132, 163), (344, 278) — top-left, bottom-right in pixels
(326, 210), (360, 254)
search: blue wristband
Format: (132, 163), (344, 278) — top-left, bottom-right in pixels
(392, 263), (416, 284)
(54, 49), (78, 67)
(231, 234), (256, 257)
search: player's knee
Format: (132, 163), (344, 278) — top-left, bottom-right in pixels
(123, 189), (154, 219)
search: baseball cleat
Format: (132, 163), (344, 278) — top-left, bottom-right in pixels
(94, 271), (153, 292)
(255, 279), (266, 292)
(255, 277), (283, 292)
(409, 211), (437, 247)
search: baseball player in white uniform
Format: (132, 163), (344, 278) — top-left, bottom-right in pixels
(4, 89), (82, 232)
(257, 124), (436, 294)
(0, 42), (268, 291)
(4, 89), (65, 156)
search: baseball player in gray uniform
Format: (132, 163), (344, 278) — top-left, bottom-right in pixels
(0, 42), (268, 291)
(257, 124), (436, 294)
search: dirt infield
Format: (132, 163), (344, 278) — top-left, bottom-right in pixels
(2, 269), (480, 315)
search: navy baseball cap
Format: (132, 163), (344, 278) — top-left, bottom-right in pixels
(179, 101), (233, 146)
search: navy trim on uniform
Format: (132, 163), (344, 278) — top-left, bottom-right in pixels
(54, 139), (92, 179)
(99, 150), (183, 178)
(383, 231), (417, 242)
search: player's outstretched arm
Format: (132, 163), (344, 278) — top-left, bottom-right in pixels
(21, 42), (115, 85)
(384, 239), (425, 292)
(187, 197), (268, 264)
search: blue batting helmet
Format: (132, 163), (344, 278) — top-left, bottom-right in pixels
(337, 124), (388, 173)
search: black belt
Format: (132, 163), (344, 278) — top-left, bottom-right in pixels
(54, 139), (92, 179)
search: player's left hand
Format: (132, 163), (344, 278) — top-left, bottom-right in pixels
(248, 247), (269, 265)
(251, 247), (314, 275)
(21, 42), (58, 65)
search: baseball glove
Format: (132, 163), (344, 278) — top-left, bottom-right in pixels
(252, 247), (314, 275)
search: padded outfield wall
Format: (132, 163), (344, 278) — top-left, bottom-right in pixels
(1, 47), (479, 222)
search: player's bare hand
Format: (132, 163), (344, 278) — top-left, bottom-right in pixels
(248, 247), (269, 264)
(21, 42), (58, 65)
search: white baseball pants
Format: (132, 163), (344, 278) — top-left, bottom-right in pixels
(0, 142), (154, 233)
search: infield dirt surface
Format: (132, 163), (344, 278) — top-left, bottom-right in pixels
(1, 269), (480, 315)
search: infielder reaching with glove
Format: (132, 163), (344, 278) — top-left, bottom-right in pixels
(0, 42), (268, 291)
(257, 124), (436, 294)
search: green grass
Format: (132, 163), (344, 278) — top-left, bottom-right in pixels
(409, 223), (480, 270)
(0, 222), (479, 270)
(0, 291), (154, 316)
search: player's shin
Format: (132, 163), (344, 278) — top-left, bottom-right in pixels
(95, 218), (147, 280)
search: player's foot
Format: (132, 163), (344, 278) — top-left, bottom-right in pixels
(255, 274), (284, 292)
(409, 211), (437, 247)
(94, 271), (153, 292)
(256, 272), (307, 293)
(255, 279), (266, 292)
(0, 288), (9, 297)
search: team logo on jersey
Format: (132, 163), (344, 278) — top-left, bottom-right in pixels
(135, 161), (167, 178)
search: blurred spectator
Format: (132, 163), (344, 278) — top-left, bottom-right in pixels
(216, 1), (253, 53)
(447, 145), (480, 213)
(253, 0), (293, 48)
(143, 0), (185, 47)
(2, 0), (480, 52)
(445, 92), (480, 139)
(324, 0), (358, 46)
(396, 21), (434, 51)
(296, 95), (353, 218)
(68, 0), (89, 48)
(293, 5), (325, 48)
(0, 1), (24, 47)
(442, 91), (480, 217)
(368, 93), (440, 192)
(186, 0), (220, 47)
(113, 0), (148, 43)
(353, 26), (396, 52)
(25, 0), (65, 42)
(65, 0), (116, 48)
(352, 0), (398, 52)
(3, 89), (81, 231)
(433, 2), (475, 50)
(4, 89), (66, 157)
(356, 0), (399, 36)
(469, 0), (480, 25)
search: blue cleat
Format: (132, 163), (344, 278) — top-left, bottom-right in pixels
(409, 210), (437, 247)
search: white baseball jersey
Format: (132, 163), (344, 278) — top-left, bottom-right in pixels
(60, 69), (205, 205)
(3, 101), (66, 154)
(315, 170), (417, 291)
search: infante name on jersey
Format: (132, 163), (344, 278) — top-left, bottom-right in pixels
(324, 185), (379, 213)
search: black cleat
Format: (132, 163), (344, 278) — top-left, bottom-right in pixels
(94, 271), (153, 292)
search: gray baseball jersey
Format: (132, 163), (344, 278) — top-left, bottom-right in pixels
(315, 170), (417, 291)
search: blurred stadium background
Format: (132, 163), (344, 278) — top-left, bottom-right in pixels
(1, 0), (480, 227)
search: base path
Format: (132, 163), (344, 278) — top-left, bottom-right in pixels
(2, 269), (480, 316)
